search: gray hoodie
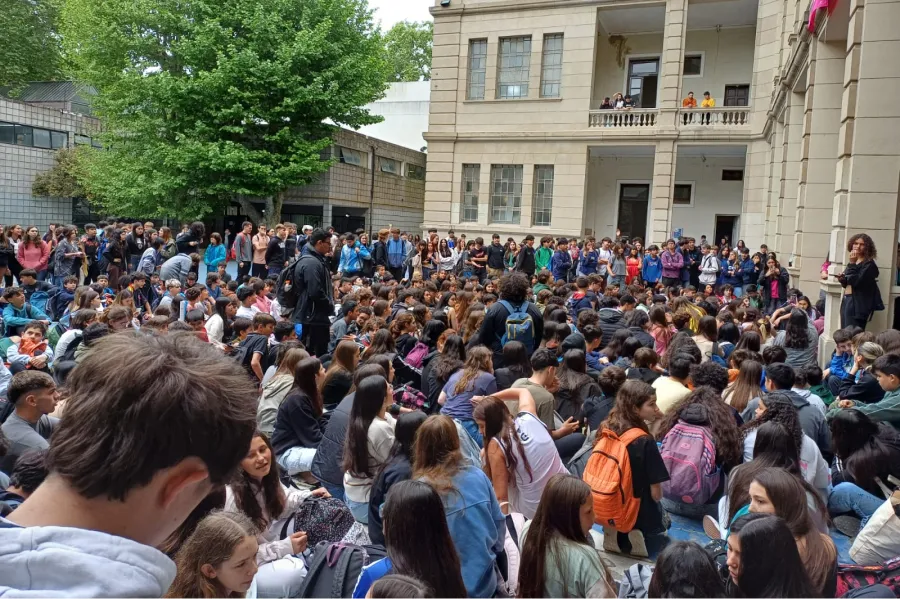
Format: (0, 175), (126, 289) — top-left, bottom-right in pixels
(0, 520), (176, 597)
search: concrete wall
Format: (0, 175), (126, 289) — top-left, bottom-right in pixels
(585, 153), (746, 241)
(357, 81), (431, 152)
(0, 98), (99, 228)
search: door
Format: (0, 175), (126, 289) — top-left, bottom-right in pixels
(714, 215), (739, 247)
(332, 214), (366, 234)
(617, 183), (650, 241)
(628, 59), (660, 108)
(724, 85), (751, 107)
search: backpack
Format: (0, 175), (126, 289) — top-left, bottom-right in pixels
(404, 342), (429, 369)
(280, 496), (358, 547)
(498, 299), (535, 353)
(660, 421), (721, 505)
(393, 384), (429, 411)
(709, 341), (728, 367)
(618, 563), (652, 599)
(28, 291), (51, 319)
(275, 256), (301, 314)
(583, 427), (646, 532)
(567, 427), (598, 478)
(297, 542), (388, 599)
(836, 555), (900, 597)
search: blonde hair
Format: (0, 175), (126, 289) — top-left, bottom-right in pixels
(857, 342), (884, 368)
(453, 346), (493, 395)
(165, 510), (259, 598)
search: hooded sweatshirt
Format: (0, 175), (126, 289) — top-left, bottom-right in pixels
(0, 520), (176, 597)
(257, 374), (295, 435)
(828, 387), (900, 432)
(597, 308), (626, 348)
(787, 389), (832, 460)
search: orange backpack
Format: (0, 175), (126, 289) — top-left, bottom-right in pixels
(582, 427), (647, 533)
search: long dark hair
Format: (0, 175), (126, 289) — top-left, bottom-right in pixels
(723, 359), (763, 413)
(601, 328), (632, 360)
(342, 375), (389, 478)
(729, 514), (817, 598)
(518, 474), (612, 598)
(501, 340), (533, 380)
(472, 396), (532, 482)
(432, 333), (465, 383)
(292, 357), (323, 417)
(231, 431), (285, 530)
(733, 330), (761, 354)
(421, 320), (447, 350)
(783, 308), (811, 349)
(647, 541), (724, 598)
(374, 411), (427, 482)
(655, 387), (742, 470)
(603, 379), (654, 435)
(214, 297), (237, 340)
(831, 409), (899, 489)
(361, 329), (396, 361)
(382, 481), (467, 598)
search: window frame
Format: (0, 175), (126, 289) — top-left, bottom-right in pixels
(497, 36), (532, 100)
(490, 164), (524, 224)
(406, 163), (425, 181)
(460, 164), (481, 223)
(672, 181), (695, 207)
(467, 39), (488, 101)
(378, 156), (400, 175)
(337, 146), (365, 167)
(722, 169), (745, 181)
(683, 53), (704, 77)
(0, 121), (69, 149)
(540, 34), (564, 98)
(724, 84), (751, 107)
(532, 165), (555, 226)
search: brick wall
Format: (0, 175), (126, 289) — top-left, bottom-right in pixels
(0, 98), (99, 228)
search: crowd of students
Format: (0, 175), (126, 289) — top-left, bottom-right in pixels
(0, 218), (898, 598)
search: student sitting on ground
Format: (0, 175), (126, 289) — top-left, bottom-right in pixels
(0, 332), (259, 597)
(6, 322), (53, 375)
(0, 371), (57, 473)
(0, 449), (48, 513)
(1, 287), (50, 338)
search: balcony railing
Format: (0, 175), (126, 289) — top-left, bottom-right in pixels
(588, 109), (658, 128)
(679, 107), (751, 128)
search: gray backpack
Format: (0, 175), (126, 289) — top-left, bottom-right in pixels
(618, 563), (653, 599)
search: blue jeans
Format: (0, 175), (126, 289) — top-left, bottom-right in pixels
(321, 482), (344, 502)
(828, 482), (883, 528)
(607, 274), (626, 287)
(346, 497), (369, 524)
(459, 418), (483, 448)
(276, 446), (316, 475)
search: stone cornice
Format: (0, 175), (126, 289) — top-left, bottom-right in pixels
(430, 0), (664, 18)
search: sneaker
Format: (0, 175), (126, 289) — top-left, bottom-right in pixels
(627, 529), (649, 558)
(834, 515), (862, 538)
(703, 515), (722, 540)
(602, 526), (622, 553)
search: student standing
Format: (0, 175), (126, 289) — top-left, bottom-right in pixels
(660, 240), (683, 288)
(234, 222), (254, 282)
(515, 235), (537, 278)
(292, 229), (334, 357)
(837, 233), (883, 329)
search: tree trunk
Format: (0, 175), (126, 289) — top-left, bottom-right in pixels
(265, 190), (285, 227)
(235, 194), (263, 224)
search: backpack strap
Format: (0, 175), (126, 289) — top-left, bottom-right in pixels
(618, 427), (649, 447)
(331, 544), (356, 598)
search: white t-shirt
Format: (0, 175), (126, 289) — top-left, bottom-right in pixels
(236, 305), (260, 320)
(743, 429), (831, 498)
(344, 413), (396, 503)
(495, 412), (568, 519)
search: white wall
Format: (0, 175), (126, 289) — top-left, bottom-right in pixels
(357, 81), (431, 151)
(584, 153), (746, 241)
(591, 27), (756, 108)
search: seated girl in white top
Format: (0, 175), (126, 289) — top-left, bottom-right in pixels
(473, 387), (568, 519)
(225, 431), (329, 598)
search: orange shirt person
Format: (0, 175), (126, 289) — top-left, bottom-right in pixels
(682, 91), (697, 108)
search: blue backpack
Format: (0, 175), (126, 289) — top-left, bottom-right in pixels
(29, 291), (51, 317)
(498, 300), (535, 353)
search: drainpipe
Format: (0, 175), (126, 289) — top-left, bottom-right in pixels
(369, 144), (377, 238)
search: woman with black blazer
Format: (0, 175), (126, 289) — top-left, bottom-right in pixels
(837, 233), (883, 329)
(757, 255), (790, 315)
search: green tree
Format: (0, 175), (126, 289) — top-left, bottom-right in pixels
(32, 147), (88, 199)
(62, 0), (388, 224)
(384, 20), (432, 82)
(0, 0), (65, 91)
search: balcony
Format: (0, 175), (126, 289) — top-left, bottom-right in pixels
(588, 109), (658, 129)
(679, 107), (751, 128)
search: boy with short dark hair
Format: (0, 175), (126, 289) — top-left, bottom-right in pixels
(829, 354), (900, 431)
(0, 449), (48, 511)
(804, 364), (835, 407)
(0, 371), (57, 473)
(825, 328), (854, 396)
(0, 333), (257, 596)
(240, 313), (275, 381)
(1, 287), (50, 337)
(17, 269), (54, 303)
(7, 322), (53, 375)
(216, 262), (232, 285)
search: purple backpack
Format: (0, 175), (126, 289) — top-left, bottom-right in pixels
(392, 384), (429, 411)
(660, 421), (721, 505)
(404, 342), (430, 368)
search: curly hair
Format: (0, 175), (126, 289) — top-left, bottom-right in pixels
(655, 387), (743, 469)
(498, 272), (530, 304)
(847, 233), (877, 261)
(740, 392), (803, 449)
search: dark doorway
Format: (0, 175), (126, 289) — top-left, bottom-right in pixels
(714, 215), (739, 247)
(617, 183), (650, 241)
(628, 59), (659, 108)
(332, 214), (366, 234)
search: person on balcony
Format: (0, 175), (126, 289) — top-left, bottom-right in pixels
(600, 97), (612, 109)
(682, 92), (698, 125)
(701, 90), (716, 124)
(613, 93), (625, 109)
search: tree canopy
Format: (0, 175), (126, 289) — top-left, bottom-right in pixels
(0, 0), (65, 92)
(32, 147), (87, 199)
(383, 20), (432, 82)
(62, 0), (389, 224)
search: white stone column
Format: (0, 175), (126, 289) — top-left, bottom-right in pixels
(657, 0), (687, 129)
(775, 94), (803, 258)
(649, 140), (676, 247)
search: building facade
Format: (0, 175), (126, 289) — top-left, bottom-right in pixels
(422, 0), (900, 341)
(357, 81), (431, 151)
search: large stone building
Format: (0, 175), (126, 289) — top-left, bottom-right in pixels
(422, 0), (900, 338)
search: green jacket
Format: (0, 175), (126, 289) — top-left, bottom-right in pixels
(827, 387), (900, 431)
(809, 383), (836, 407)
(535, 246), (552, 271)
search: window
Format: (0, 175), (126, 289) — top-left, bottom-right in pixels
(490, 165), (523, 224)
(33, 128), (52, 149)
(338, 146), (364, 167)
(14, 125), (33, 147)
(673, 183), (694, 206)
(532, 165), (554, 226)
(683, 54), (703, 76)
(74, 134), (92, 145)
(406, 164), (425, 180)
(51, 131), (68, 149)
(0, 122), (13, 145)
(497, 36), (532, 99)
(724, 84), (751, 107)
(378, 156), (400, 175)
(461, 164), (480, 223)
(467, 40), (488, 100)
(722, 169), (744, 181)
(540, 34), (564, 98)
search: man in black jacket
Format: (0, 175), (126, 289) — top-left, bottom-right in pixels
(125, 222), (145, 273)
(476, 272), (544, 368)
(291, 229), (334, 357)
(485, 234), (506, 279)
(515, 234), (537, 278)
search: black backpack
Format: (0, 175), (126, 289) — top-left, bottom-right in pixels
(275, 256), (302, 314)
(297, 542), (387, 598)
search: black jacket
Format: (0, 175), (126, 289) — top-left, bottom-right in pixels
(310, 393), (353, 486)
(486, 243), (505, 270)
(757, 267), (790, 304)
(597, 308), (627, 348)
(271, 390), (327, 457)
(371, 241), (388, 268)
(291, 246), (334, 325)
(420, 352), (455, 414)
(125, 232), (144, 260)
(476, 299), (544, 368)
(265, 237), (287, 269)
(839, 369), (886, 405)
(629, 326), (655, 349)
(515, 245), (536, 276)
(494, 367), (528, 391)
(368, 455), (412, 546)
(839, 259), (883, 322)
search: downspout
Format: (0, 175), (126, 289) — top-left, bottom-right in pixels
(369, 145), (377, 239)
